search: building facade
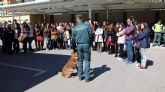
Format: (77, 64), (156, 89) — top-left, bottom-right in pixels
(0, 0), (165, 25)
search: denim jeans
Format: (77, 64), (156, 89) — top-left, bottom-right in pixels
(125, 40), (134, 62)
(77, 44), (91, 80)
(27, 37), (34, 50)
(140, 48), (147, 68)
(153, 32), (161, 45)
(51, 40), (57, 49)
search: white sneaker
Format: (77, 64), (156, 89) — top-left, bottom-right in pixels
(117, 57), (123, 61)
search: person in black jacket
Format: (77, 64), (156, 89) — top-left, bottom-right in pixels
(114, 23), (120, 57)
(106, 23), (116, 54)
(3, 24), (14, 55)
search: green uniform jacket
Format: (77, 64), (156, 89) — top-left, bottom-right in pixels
(72, 22), (92, 45)
(152, 23), (165, 32)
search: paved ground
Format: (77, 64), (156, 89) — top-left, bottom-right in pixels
(0, 41), (165, 92)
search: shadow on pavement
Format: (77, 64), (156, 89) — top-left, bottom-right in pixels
(146, 60), (154, 69)
(0, 52), (70, 92)
(90, 65), (111, 81)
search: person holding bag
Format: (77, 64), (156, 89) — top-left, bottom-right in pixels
(51, 27), (58, 50)
(35, 24), (43, 51)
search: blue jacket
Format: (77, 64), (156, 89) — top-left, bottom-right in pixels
(72, 22), (92, 45)
(137, 28), (150, 48)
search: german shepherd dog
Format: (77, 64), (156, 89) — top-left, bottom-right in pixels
(60, 51), (78, 78)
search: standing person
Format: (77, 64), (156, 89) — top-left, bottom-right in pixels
(116, 23), (125, 61)
(89, 22), (96, 51)
(33, 24), (38, 51)
(2, 22), (8, 52)
(114, 23), (120, 57)
(66, 25), (72, 50)
(13, 23), (21, 54)
(152, 19), (165, 47)
(50, 27), (58, 50)
(40, 23), (45, 50)
(92, 21), (98, 51)
(102, 21), (108, 52)
(63, 25), (71, 49)
(136, 23), (150, 70)
(35, 24), (43, 51)
(134, 24), (142, 67)
(44, 23), (51, 50)
(106, 23), (116, 55)
(95, 23), (104, 53)
(3, 24), (14, 55)
(124, 18), (136, 64)
(27, 24), (33, 52)
(22, 22), (29, 53)
(57, 23), (64, 49)
(72, 14), (92, 82)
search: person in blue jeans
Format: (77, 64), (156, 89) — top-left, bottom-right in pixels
(152, 20), (165, 46)
(124, 17), (136, 64)
(136, 23), (150, 70)
(72, 14), (92, 82)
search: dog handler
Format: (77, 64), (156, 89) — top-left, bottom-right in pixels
(72, 14), (92, 82)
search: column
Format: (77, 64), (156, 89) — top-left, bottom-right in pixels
(106, 10), (109, 21)
(88, 4), (92, 20)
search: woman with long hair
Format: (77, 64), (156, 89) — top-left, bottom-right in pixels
(116, 23), (126, 60)
(13, 23), (21, 54)
(95, 23), (104, 53)
(51, 27), (58, 50)
(136, 22), (150, 70)
(35, 24), (43, 51)
(106, 23), (116, 54)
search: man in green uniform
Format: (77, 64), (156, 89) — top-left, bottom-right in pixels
(72, 14), (92, 82)
(152, 19), (165, 46)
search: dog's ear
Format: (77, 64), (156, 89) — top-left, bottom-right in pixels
(73, 49), (77, 53)
(72, 50), (77, 54)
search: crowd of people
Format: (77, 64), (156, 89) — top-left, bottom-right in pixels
(89, 17), (152, 70)
(0, 20), (74, 54)
(0, 16), (165, 71)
